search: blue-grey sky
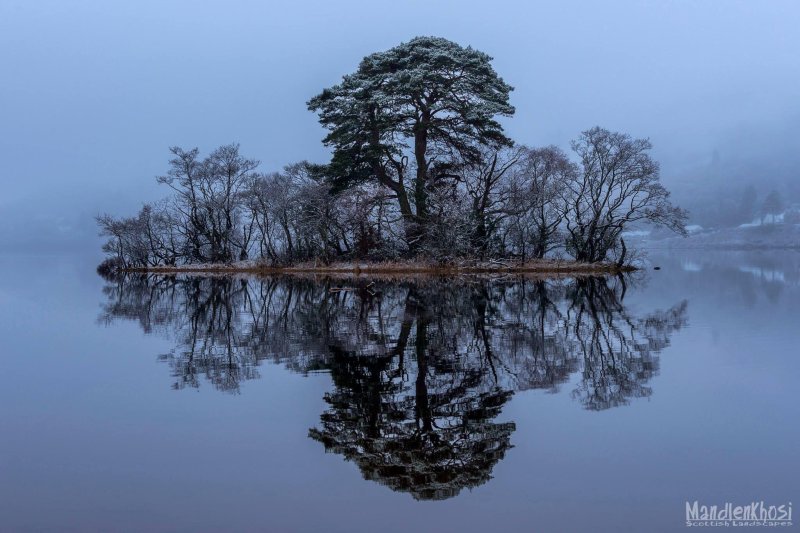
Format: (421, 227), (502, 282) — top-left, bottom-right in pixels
(1, 0), (798, 252)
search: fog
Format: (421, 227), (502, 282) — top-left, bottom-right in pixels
(1, 0), (798, 253)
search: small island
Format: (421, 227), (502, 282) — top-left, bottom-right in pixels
(97, 37), (686, 277)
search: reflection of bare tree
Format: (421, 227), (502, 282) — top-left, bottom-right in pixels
(99, 274), (687, 402)
(478, 280), (579, 393)
(565, 277), (688, 410)
(100, 274), (336, 392)
(99, 273), (687, 497)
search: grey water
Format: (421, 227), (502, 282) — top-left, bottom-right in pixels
(1, 250), (797, 533)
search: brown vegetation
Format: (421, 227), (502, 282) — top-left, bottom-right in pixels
(121, 258), (636, 277)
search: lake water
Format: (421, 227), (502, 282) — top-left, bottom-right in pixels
(1, 250), (797, 532)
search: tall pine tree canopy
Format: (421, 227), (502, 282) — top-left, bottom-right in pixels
(308, 36), (515, 229)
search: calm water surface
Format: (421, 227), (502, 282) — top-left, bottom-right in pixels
(1, 251), (797, 532)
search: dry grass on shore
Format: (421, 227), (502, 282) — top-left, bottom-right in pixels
(122, 258), (635, 277)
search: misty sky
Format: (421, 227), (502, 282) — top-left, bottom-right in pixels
(1, 0), (798, 252)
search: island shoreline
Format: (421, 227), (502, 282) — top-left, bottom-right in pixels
(116, 260), (637, 277)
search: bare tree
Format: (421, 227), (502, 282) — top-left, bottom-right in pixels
(463, 146), (523, 257)
(506, 145), (576, 260)
(96, 210), (150, 268)
(157, 144), (259, 263)
(564, 127), (687, 264)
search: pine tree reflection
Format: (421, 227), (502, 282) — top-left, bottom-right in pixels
(309, 287), (515, 500)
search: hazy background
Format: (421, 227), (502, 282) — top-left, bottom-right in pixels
(1, 0), (798, 255)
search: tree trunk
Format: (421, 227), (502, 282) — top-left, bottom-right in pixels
(616, 238), (627, 268)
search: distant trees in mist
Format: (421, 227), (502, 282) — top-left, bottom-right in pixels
(679, 178), (797, 231)
(98, 37), (687, 270)
(704, 186), (794, 228)
(761, 190), (784, 224)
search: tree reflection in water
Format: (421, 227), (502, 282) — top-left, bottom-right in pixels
(99, 273), (687, 499)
